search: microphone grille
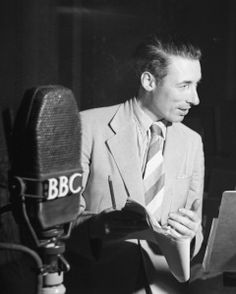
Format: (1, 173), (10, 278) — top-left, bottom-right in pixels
(12, 85), (81, 178)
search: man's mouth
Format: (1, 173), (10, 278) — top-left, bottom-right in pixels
(179, 108), (190, 115)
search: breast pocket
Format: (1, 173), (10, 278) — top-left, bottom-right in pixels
(169, 176), (191, 212)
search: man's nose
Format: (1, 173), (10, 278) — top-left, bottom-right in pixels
(188, 88), (200, 106)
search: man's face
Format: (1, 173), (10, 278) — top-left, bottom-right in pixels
(147, 55), (202, 122)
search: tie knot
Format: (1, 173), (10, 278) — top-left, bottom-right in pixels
(150, 123), (162, 137)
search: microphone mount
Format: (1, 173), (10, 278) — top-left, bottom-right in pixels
(9, 175), (76, 247)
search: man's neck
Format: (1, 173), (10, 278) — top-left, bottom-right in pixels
(136, 94), (161, 122)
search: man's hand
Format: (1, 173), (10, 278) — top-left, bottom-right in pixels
(165, 199), (201, 240)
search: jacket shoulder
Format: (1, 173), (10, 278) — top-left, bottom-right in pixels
(80, 104), (120, 125)
(170, 123), (203, 147)
(174, 122), (201, 139)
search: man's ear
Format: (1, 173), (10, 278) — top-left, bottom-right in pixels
(140, 71), (156, 91)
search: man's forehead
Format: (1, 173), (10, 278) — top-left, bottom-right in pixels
(167, 55), (202, 81)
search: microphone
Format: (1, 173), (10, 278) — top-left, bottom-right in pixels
(8, 85), (82, 293)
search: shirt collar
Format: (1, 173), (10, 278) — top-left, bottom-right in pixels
(132, 97), (167, 140)
(132, 97), (153, 134)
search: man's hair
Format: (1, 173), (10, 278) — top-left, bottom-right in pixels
(133, 33), (202, 84)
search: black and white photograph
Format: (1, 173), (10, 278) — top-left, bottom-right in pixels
(1, 1), (236, 293)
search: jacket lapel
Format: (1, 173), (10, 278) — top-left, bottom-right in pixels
(106, 101), (145, 205)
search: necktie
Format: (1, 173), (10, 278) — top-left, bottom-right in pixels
(143, 123), (165, 215)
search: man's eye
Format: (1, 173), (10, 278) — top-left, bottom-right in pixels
(180, 84), (190, 89)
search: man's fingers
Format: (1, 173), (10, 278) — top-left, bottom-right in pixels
(176, 199), (200, 222)
(168, 212), (193, 229)
(167, 218), (195, 239)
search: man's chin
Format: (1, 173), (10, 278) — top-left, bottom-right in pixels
(169, 115), (185, 123)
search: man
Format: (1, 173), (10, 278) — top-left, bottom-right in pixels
(66, 33), (204, 294)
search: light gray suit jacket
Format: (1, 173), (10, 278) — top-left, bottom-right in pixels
(66, 99), (204, 294)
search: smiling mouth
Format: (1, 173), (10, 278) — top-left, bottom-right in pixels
(179, 108), (190, 115)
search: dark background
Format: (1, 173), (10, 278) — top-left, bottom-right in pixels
(1, 0), (236, 177)
(1, 0), (236, 293)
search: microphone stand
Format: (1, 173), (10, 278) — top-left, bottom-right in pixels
(0, 230), (70, 294)
(37, 235), (69, 294)
(9, 176), (73, 294)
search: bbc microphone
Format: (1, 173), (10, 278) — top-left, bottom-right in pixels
(8, 85), (82, 294)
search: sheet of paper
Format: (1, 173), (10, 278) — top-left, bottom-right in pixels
(202, 191), (236, 273)
(202, 218), (218, 272)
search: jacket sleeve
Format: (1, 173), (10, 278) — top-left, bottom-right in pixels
(186, 134), (205, 257)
